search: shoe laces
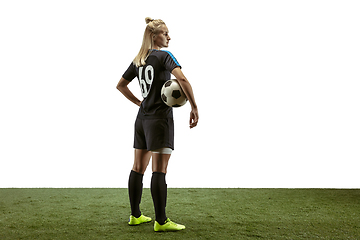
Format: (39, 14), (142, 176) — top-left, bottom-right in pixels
(166, 219), (178, 226)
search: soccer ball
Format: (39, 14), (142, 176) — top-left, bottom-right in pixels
(161, 79), (187, 107)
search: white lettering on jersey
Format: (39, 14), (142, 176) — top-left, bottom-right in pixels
(138, 65), (154, 98)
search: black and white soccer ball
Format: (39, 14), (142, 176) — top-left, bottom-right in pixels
(161, 79), (187, 107)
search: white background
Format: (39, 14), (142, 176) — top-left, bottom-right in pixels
(1, 0), (359, 188)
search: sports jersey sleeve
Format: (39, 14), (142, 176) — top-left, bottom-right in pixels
(163, 51), (181, 72)
(122, 62), (137, 81)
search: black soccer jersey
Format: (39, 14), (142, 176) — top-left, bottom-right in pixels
(123, 50), (181, 119)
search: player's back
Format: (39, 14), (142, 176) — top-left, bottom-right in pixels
(132, 50), (181, 119)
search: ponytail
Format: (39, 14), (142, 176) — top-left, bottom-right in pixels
(133, 17), (166, 67)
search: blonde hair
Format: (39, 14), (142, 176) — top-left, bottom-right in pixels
(133, 17), (166, 67)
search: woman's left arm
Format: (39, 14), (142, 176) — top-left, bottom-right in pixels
(116, 77), (142, 106)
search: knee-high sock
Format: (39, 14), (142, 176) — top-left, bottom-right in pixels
(128, 170), (143, 218)
(151, 172), (167, 225)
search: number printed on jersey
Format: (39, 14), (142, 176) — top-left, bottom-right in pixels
(138, 65), (154, 98)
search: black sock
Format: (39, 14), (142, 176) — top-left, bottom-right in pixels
(128, 170), (143, 218)
(151, 172), (167, 225)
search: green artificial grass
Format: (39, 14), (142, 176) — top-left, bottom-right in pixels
(0, 189), (359, 239)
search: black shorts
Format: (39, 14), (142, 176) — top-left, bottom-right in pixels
(134, 117), (174, 151)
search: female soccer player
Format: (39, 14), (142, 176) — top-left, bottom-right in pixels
(116, 17), (198, 232)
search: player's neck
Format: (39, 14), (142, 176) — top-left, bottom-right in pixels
(152, 45), (162, 50)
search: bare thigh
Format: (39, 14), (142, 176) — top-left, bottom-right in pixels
(152, 153), (171, 174)
(132, 149), (152, 174)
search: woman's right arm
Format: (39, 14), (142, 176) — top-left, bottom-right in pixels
(171, 67), (199, 129)
(116, 77), (142, 107)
